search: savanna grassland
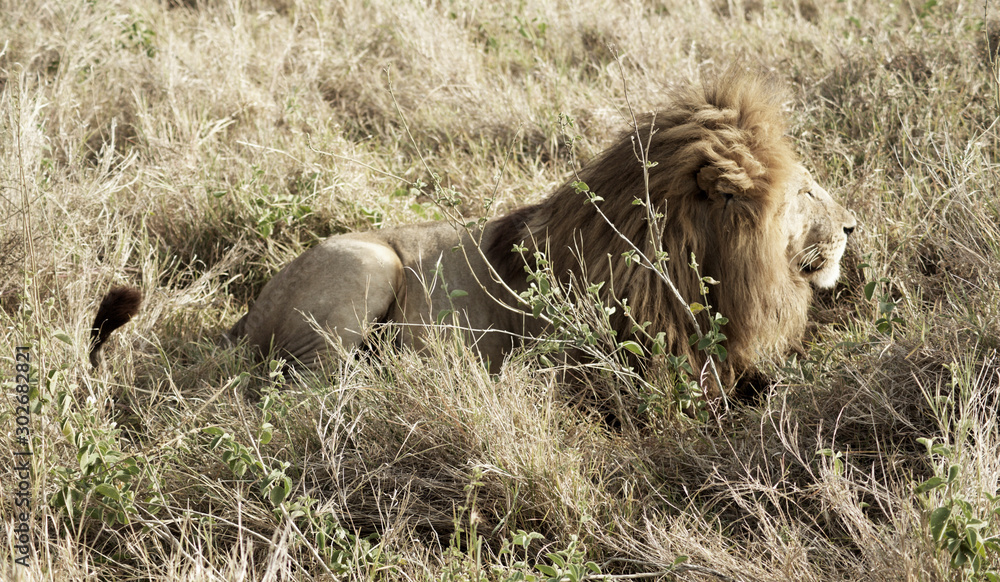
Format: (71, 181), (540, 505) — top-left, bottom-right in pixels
(3, 0), (1000, 580)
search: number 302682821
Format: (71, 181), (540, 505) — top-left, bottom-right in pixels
(15, 347), (31, 435)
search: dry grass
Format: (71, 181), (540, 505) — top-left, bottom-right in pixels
(2, 0), (1000, 580)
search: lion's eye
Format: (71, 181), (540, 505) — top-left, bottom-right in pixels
(804, 190), (815, 199)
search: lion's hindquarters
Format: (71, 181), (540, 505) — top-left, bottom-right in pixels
(237, 236), (405, 367)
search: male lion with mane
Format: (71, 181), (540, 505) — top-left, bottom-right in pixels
(92, 70), (856, 397)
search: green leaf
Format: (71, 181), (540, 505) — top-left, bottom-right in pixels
(95, 483), (122, 502)
(258, 221), (274, 238)
(259, 425), (273, 445)
(54, 332), (74, 345)
(535, 565), (557, 577)
(513, 530), (543, 547)
(620, 341), (644, 356)
(915, 476), (945, 494)
(952, 549), (968, 567)
(689, 302), (705, 314)
(863, 281), (877, 301)
(79, 450), (97, 472)
(947, 463), (960, 484)
(929, 506), (951, 541)
(269, 483), (288, 505)
(203, 427), (224, 436)
(449, 289), (468, 299)
(436, 309), (455, 324)
(967, 527), (980, 549)
(931, 443), (952, 457)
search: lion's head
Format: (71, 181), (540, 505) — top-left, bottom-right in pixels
(784, 165), (857, 290)
(489, 69), (855, 391)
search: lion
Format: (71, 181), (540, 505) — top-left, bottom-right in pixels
(93, 70), (856, 396)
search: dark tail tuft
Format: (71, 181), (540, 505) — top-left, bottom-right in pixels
(90, 286), (143, 367)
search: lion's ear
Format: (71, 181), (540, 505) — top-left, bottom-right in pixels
(697, 163), (754, 200)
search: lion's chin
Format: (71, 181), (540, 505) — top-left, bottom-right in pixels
(807, 263), (841, 289)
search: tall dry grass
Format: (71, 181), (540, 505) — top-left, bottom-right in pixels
(2, 0), (1000, 580)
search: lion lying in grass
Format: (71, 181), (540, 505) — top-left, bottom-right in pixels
(92, 70), (856, 395)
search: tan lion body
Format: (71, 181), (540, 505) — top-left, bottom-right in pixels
(224, 70), (857, 387)
(229, 221), (538, 370)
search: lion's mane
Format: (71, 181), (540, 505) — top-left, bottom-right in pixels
(487, 71), (811, 386)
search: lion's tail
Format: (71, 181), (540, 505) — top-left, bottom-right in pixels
(90, 286), (143, 367)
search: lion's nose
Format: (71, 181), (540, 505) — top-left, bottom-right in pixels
(844, 213), (858, 237)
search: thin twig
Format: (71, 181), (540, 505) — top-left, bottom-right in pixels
(299, 138), (410, 183)
(600, 557), (752, 582)
(383, 68), (543, 320)
(13, 68), (40, 330)
(610, 51), (728, 410)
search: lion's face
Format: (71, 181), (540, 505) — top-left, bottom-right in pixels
(783, 166), (857, 289)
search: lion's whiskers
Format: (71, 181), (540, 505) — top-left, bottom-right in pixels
(792, 244), (826, 272)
